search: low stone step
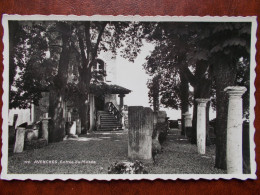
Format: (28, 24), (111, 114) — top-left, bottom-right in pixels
(100, 120), (119, 123)
(101, 123), (119, 126)
(100, 118), (118, 122)
(100, 123), (122, 126)
(99, 113), (114, 116)
(100, 116), (117, 118)
(101, 125), (122, 128)
(100, 117), (117, 120)
(99, 128), (123, 131)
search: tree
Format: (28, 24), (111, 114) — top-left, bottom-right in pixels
(122, 21), (251, 170)
(9, 20), (131, 137)
(142, 22), (211, 138)
(206, 22), (251, 169)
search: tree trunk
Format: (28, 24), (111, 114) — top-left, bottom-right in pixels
(180, 71), (189, 136)
(9, 21), (20, 90)
(206, 102), (211, 146)
(48, 25), (71, 141)
(78, 98), (89, 134)
(152, 75), (160, 113)
(48, 90), (66, 142)
(214, 63), (236, 170)
(191, 98), (197, 144)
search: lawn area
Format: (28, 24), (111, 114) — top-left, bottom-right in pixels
(8, 129), (225, 174)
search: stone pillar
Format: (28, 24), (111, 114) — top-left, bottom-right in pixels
(13, 127), (26, 153)
(224, 86), (247, 174)
(128, 106), (153, 161)
(183, 112), (192, 127)
(76, 119), (81, 135)
(42, 118), (50, 144)
(69, 121), (77, 135)
(178, 120), (182, 132)
(157, 111), (167, 123)
(196, 99), (210, 154)
(183, 112), (192, 136)
(30, 104), (35, 124)
(89, 94), (95, 131)
(118, 94), (125, 111)
(118, 94), (125, 127)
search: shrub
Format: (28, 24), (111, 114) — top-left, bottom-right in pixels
(108, 160), (148, 174)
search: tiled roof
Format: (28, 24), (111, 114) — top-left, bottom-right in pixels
(90, 82), (131, 95)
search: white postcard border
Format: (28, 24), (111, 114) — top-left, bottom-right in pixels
(1, 14), (257, 180)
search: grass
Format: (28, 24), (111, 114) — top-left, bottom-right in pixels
(8, 129), (225, 174)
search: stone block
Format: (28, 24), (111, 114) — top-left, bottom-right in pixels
(76, 119), (81, 135)
(157, 111), (167, 123)
(183, 112), (192, 127)
(69, 121), (77, 135)
(128, 106), (153, 161)
(42, 118), (50, 144)
(25, 129), (39, 141)
(13, 127), (25, 153)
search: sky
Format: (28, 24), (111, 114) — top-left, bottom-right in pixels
(115, 43), (183, 120)
(113, 43), (216, 120)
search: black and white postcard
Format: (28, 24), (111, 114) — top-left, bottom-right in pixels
(1, 15), (257, 180)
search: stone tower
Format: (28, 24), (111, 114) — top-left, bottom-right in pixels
(98, 51), (117, 84)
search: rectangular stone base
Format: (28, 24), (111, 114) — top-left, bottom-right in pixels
(24, 138), (48, 150)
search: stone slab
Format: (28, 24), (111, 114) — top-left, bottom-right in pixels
(13, 127), (25, 153)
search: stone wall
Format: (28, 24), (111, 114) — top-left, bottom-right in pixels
(9, 108), (32, 128)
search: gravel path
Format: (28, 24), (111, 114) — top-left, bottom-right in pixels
(147, 129), (226, 174)
(8, 129), (226, 174)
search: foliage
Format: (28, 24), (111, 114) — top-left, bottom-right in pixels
(9, 21), (55, 108)
(9, 21), (131, 108)
(108, 160), (148, 174)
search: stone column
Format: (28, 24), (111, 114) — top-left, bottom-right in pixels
(178, 120), (182, 132)
(76, 119), (81, 135)
(89, 94), (95, 131)
(13, 127), (26, 153)
(30, 104), (35, 124)
(118, 94), (125, 127)
(183, 112), (192, 127)
(118, 94), (125, 111)
(157, 111), (167, 123)
(183, 112), (192, 137)
(196, 99), (210, 154)
(69, 121), (77, 135)
(128, 106), (153, 162)
(42, 118), (50, 144)
(224, 86), (247, 174)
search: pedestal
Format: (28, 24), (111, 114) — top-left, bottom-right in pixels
(69, 121), (77, 135)
(157, 111), (167, 123)
(76, 119), (81, 135)
(183, 112), (192, 127)
(183, 112), (192, 137)
(89, 94), (95, 132)
(118, 94), (125, 126)
(196, 99), (210, 154)
(13, 127), (26, 153)
(128, 106), (153, 162)
(42, 118), (50, 144)
(225, 86), (247, 174)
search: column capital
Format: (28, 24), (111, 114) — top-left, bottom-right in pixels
(196, 98), (210, 106)
(118, 94), (125, 98)
(42, 117), (51, 121)
(182, 111), (191, 117)
(224, 86), (247, 97)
